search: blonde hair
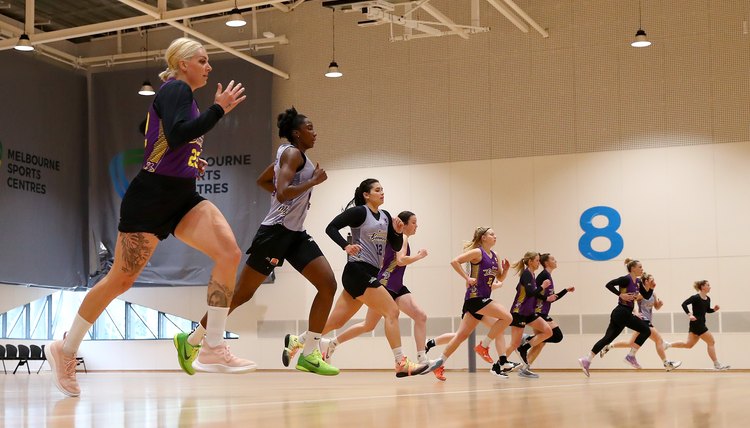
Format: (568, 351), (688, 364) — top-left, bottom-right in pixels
(463, 227), (490, 251)
(511, 251), (539, 275)
(624, 258), (640, 272)
(693, 280), (709, 292)
(641, 272), (653, 284)
(158, 37), (204, 82)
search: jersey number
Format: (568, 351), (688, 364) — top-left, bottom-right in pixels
(188, 148), (200, 169)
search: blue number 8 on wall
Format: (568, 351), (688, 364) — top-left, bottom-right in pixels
(578, 206), (624, 261)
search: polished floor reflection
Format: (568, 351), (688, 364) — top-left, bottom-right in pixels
(1, 370), (746, 427)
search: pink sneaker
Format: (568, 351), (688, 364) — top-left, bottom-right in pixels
(47, 339), (80, 397)
(193, 342), (257, 373)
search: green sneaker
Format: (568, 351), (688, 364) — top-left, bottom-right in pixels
(173, 332), (200, 375)
(295, 349), (340, 376)
(282, 334), (303, 367)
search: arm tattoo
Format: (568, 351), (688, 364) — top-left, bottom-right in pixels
(207, 276), (232, 307)
(119, 233), (152, 275)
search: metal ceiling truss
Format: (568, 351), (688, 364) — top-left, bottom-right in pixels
(0, 0), (299, 79)
(322, 0), (548, 42)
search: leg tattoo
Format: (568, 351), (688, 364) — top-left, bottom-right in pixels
(120, 233), (151, 275)
(207, 276), (231, 307)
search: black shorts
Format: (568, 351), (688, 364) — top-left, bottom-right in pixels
(510, 313), (539, 328)
(462, 297), (492, 321)
(689, 320), (709, 336)
(342, 262), (381, 299)
(118, 171), (205, 240)
(387, 286), (411, 300)
(538, 314), (554, 323)
(245, 224), (324, 276)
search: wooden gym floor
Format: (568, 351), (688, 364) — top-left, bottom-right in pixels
(1, 369), (745, 427)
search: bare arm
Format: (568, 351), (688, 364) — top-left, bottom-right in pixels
(450, 248), (482, 286)
(275, 148), (327, 202)
(256, 162), (275, 193)
(395, 236), (428, 266)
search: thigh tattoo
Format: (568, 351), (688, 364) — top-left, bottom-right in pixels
(120, 233), (152, 275)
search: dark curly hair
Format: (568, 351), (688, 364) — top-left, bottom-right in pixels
(277, 106), (308, 142)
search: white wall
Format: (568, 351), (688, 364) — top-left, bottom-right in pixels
(5, 141), (749, 371)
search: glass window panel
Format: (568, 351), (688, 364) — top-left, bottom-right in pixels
(95, 300), (126, 339)
(7, 305), (27, 338)
(30, 296), (49, 339)
(161, 313), (193, 339)
(128, 303), (158, 339)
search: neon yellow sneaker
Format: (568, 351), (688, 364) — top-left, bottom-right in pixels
(295, 349), (340, 376)
(282, 334), (303, 367)
(173, 332), (200, 375)
(395, 356), (429, 378)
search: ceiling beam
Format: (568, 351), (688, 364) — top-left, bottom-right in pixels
(502, 0), (548, 38)
(485, 0), (528, 33)
(420, 3), (469, 39)
(0, 0), (288, 51)
(117, 0), (289, 78)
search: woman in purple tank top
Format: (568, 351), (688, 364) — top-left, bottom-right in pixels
(47, 37), (250, 397)
(426, 227), (513, 381)
(505, 251), (553, 378)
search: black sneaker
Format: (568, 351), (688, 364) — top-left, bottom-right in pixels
(425, 338), (436, 354)
(490, 362), (509, 378)
(517, 344), (530, 365)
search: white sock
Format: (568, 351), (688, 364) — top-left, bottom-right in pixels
(62, 314), (92, 355)
(417, 350), (427, 364)
(588, 352), (595, 361)
(439, 353), (448, 364)
(298, 331), (308, 344)
(628, 348), (637, 357)
(303, 331), (321, 356)
(205, 306), (229, 347)
(480, 336), (492, 348)
(392, 346), (404, 363)
(188, 324), (205, 346)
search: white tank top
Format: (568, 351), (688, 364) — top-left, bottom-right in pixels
(261, 144), (314, 232)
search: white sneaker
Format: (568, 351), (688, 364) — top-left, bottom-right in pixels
(322, 339), (338, 362)
(193, 341), (257, 373)
(714, 363), (730, 371)
(663, 341), (672, 350)
(664, 360), (682, 371)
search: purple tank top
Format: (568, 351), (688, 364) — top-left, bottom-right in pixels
(142, 79), (203, 178)
(512, 269), (538, 316)
(465, 248), (498, 300)
(619, 275), (640, 308)
(535, 270), (555, 315)
(378, 243), (408, 293)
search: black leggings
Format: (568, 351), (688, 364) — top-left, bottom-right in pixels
(591, 305), (651, 354)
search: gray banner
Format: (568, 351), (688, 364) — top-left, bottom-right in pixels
(0, 52), (88, 288)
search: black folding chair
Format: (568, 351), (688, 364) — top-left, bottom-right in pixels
(15, 344), (31, 374)
(0, 345), (6, 374)
(5, 344), (18, 374)
(30, 344), (46, 374)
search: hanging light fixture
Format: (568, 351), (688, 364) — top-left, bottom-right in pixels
(325, 9), (342, 78)
(138, 29), (155, 96)
(631, 0), (651, 47)
(15, 33), (34, 51)
(226, 0), (247, 27)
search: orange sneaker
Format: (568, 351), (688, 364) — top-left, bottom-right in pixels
(433, 365), (446, 381)
(474, 344), (493, 364)
(193, 342), (257, 373)
(47, 339), (80, 397)
(395, 356), (429, 378)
